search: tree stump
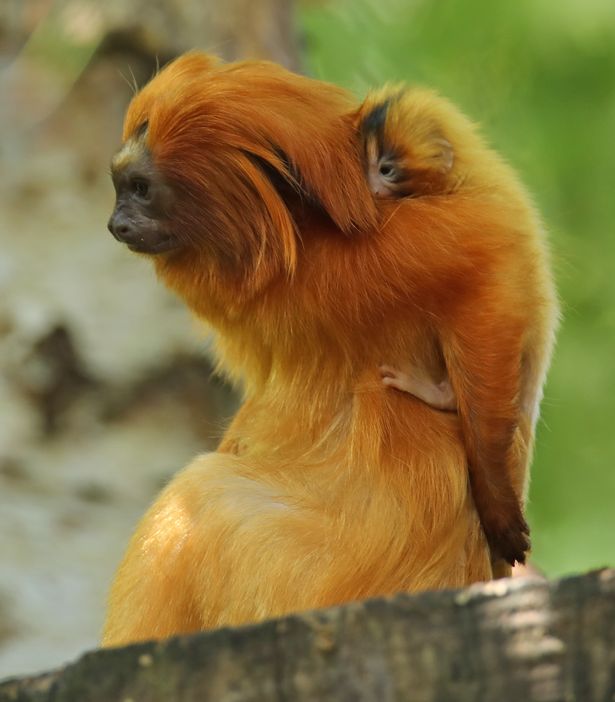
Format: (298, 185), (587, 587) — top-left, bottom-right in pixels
(1, 569), (613, 701)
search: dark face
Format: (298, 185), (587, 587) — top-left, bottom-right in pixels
(108, 139), (180, 255)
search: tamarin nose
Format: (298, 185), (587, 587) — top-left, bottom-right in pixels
(108, 213), (133, 241)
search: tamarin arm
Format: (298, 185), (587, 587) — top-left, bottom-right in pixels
(442, 321), (529, 566)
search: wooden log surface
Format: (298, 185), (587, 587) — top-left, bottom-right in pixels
(1, 569), (613, 702)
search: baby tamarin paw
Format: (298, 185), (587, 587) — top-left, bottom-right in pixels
(380, 364), (456, 412)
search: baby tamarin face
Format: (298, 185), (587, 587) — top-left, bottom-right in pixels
(359, 88), (456, 198)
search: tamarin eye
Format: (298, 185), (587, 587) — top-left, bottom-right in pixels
(132, 179), (150, 199)
(379, 163), (397, 180)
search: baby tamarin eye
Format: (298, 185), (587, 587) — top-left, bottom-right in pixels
(378, 162), (397, 179)
(365, 134), (404, 197)
(370, 157), (405, 197)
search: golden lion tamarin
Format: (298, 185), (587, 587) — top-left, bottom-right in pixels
(359, 86), (559, 570)
(103, 53), (558, 647)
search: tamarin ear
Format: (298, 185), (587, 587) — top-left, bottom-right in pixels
(430, 137), (454, 174)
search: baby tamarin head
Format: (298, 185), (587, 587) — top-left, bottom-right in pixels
(358, 86), (459, 198)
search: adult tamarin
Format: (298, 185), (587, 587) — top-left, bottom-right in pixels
(360, 86), (559, 572)
(103, 53), (558, 646)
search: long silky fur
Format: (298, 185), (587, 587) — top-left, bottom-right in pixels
(103, 53), (558, 646)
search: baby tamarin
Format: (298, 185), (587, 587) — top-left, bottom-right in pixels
(366, 88), (459, 412)
(103, 54), (558, 646)
(360, 86), (558, 566)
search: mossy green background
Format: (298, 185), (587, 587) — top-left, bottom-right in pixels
(301, 0), (615, 576)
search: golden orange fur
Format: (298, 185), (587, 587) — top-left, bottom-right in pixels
(359, 86), (560, 572)
(102, 53), (558, 647)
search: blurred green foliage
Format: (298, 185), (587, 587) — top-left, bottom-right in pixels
(301, 0), (615, 576)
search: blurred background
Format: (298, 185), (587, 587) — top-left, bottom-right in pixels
(0, 0), (613, 680)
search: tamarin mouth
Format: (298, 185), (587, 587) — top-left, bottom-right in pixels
(125, 234), (179, 255)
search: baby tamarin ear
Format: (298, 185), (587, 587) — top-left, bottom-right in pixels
(357, 86), (456, 198)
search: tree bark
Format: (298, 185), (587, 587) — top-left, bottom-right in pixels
(1, 569), (614, 701)
(0, 1), (299, 678)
